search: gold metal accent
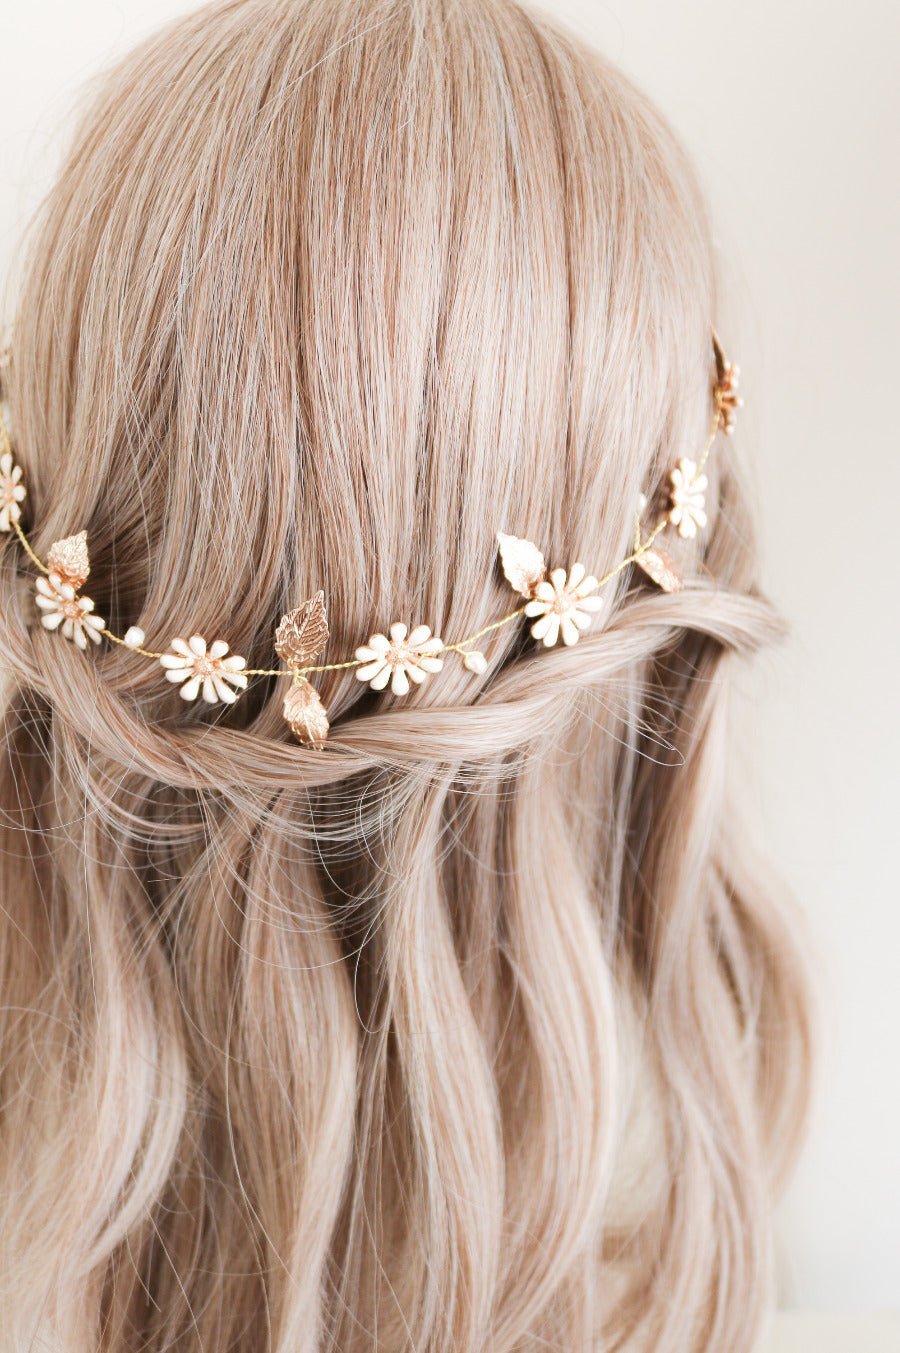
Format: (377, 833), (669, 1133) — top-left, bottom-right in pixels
(712, 330), (742, 434)
(275, 591), (329, 667)
(635, 547), (683, 593)
(496, 532), (547, 598)
(47, 531), (90, 589)
(283, 677), (330, 747)
(0, 330), (736, 749)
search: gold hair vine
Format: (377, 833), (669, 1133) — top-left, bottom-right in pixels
(0, 336), (739, 748)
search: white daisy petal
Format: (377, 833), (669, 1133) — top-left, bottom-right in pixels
(209, 639), (229, 660)
(356, 659), (386, 682)
(561, 615), (580, 646)
(179, 675), (201, 701)
(370, 663), (392, 691)
(389, 622), (407, 644)
(213, 676), (239, 704)
(201, 676), (219, 704)
(188, 635), (207, 658)
(418, 656), (443, 674)
(567, 562), (586, 590)
(524, 599), (548, 618)
(391, 667), (410, 696)
(407, 624), (431, 647)
(541, 613), (560, 648)
(221, 654), (246, 672)
(41, 611), (64, 630)
(578, 594), (604, 613)
(405, 663), (427, 685)
(530, 614), (552, 642)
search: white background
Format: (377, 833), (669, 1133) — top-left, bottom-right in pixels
(1, 0), (898, 1332)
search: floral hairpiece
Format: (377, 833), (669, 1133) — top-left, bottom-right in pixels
(0, 335), (739, 748)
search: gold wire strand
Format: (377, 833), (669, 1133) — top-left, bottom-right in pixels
(295, 657), (364, 676)
(1, 383), (726, 701)
(12, 519), (49, 575)
(444, 605), (529, 654)
(595, 515), (669, 590)
(694, 413), (721, 476)
(100, 628), (167, 660)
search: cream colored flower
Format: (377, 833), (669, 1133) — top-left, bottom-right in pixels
(668, 458), (708, 539)
(355, 622), (443, 696)
(35, 573), (105, 649)
(159, 635), (248, 704)
(0, 452), (26, 532)
(523, 563), (604, 648)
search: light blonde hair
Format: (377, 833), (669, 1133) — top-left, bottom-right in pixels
(0, 0), (811, 1348)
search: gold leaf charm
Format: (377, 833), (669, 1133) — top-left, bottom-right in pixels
(47, 530), (90, 590)
(497, 532), (547, 598)
(636, 547), (683, 594)
(712, 331), (742, 435)
(275, 590), (329, 668)
(283, 677), (330, 747)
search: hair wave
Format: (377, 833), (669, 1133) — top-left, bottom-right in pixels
(0, 0), (811, 1348)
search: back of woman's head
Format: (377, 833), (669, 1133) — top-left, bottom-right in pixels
(0, 0), (811, 1348)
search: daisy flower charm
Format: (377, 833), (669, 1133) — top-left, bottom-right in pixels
(355, 622), (444, 696)
(524, 564), (604, 648)
(35, 573), (105, 649)
(668, 458), (708, 539)
(160, 635), (248, 704)
(0, 452), (26, 532)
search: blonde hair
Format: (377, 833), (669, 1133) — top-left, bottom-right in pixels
(0, 0), (811, 1348)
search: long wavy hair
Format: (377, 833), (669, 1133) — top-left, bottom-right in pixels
(0, 0), (811, 1348)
